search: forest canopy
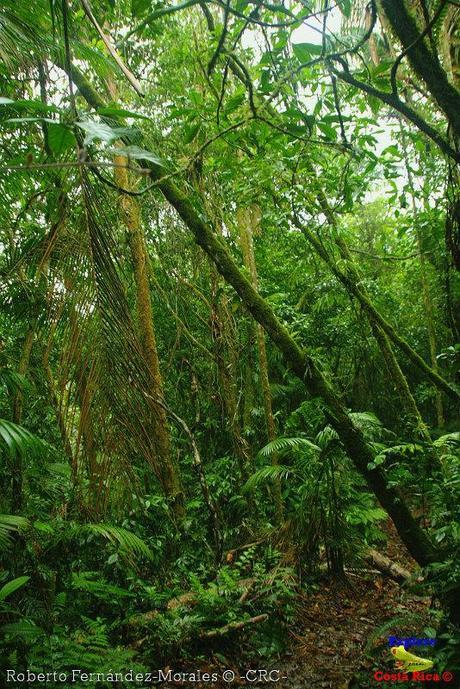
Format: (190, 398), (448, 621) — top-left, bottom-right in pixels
(0, 0), (459, 687)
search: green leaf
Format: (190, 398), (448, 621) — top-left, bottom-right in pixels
(317, 121), (337, 140)
(184, 122), (201, 144)
(131, 0), (150, 17)
(47, 123), (75, 155)
(0, 621), (41, 638)
(76, 120), (134, 145)
(224, 92), (246, 115)
(292, 42), (323, 63)
(339, 0), (351, 17)
(0, 98), (60, 113)
(0, 576), (30, 601)
(106, 145), (166, 167)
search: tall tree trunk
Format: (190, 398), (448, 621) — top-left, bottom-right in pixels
(210, 264), (251, 482)
(112, 154), (185, 521)
(399, 121), (445, 428)
(237, 205), (283, 522)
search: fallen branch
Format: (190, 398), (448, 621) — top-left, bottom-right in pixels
(199, 614), (268, 639)
(366, 549), (414, 583)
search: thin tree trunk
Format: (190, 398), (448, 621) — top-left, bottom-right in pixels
(112, 154), (185, 521)
(10, 329), (34, 512)
(210, 265), (251, 482)
(237, 205), (283, 522)
(399, 121), (445, 427)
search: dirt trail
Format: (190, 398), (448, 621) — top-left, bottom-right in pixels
(273, 573), (431, 689)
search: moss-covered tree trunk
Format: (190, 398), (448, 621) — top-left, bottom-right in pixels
(237, 205), (283, 522)
(112, 156), (185, 521)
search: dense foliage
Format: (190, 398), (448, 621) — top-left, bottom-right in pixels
(0, 0), (459, 686)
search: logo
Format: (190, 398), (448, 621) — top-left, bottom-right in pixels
(388, 636), (436, 649)
(372, 637), (454, 683)
(390, 645), (433, 672)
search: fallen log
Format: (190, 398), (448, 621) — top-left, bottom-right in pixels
(199, 614), (268, 639)
(366, 549), (414, 583)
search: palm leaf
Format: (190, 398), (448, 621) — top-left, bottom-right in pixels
(257, 436), (320, 459)
(0, 418), (45, 458)
(0, 514), (29, 551)
(71, 523), (153, 561)
(243, 464), (293, 493)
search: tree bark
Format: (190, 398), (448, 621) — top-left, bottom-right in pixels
(237, 205), (283, 522)
(380, 0), (460, 140)
(111, 154), (185, 521)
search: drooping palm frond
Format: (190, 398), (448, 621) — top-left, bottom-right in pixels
(69, 522), (153, 562)
(243, 464), (293, 493)
(0, 514), (29, 550)
(0, 418), (45, 458)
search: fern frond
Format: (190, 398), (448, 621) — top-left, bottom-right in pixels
(257, 437), (320, 459)
(72, 523), (153, 561)
(243, 464), (293, 493)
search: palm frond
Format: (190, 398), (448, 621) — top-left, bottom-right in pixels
(0, 514), (29, 551)
(71, 523), (153, 561)
(243, 464), (293, 493)
(257, 436), (320, 459)
(0, 418), (46, 458)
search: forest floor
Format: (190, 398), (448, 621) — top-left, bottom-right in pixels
(270, 526), (433, 688)
(171, 524), (434, 689)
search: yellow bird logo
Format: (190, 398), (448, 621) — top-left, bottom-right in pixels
(391, 645), (434, 672)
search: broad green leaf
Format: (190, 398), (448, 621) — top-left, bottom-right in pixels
(0, 99), (60, 113)
(47, 123), (75, 155)
(0, 576), (30, 601)
(76, 120), (135, 145)
(184, 123), (201, 143)
(106, 145), (165, 167)
(317, 121), (337, 140)
(292, 42), (323, 63)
